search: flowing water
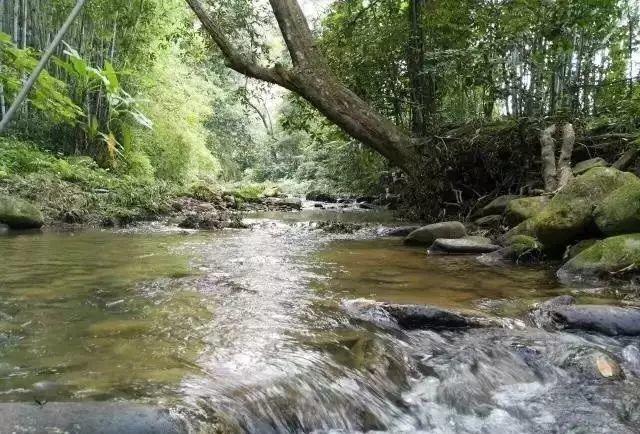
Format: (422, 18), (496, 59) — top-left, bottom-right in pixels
(1, 210), (640, 433)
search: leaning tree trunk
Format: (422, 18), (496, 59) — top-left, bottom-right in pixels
(184, 0), (419, 175)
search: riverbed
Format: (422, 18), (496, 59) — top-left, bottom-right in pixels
(1, 209), (639, 433)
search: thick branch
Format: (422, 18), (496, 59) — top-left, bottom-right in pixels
(268, 0), (318, 68)
(185, 0), (291, 87)
(540, 124), (557, 192)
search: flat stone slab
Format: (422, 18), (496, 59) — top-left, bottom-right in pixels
(543, 305), (640, 336)
(429, 237), (501, 254)
(0, 402), (188, 434)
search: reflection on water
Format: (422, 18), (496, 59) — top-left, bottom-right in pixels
(0, 219), (639, 433)
(315, 238), (624, 316)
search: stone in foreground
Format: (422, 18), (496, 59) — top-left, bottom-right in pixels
(404, 221), (466, 247)
(0, 402), (188, 434)
(429, 236), (500, 254)
(0, 195), (44, 229)
(593, 182), (640, 236)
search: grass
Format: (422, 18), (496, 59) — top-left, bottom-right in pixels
(0, 137), (183, 226)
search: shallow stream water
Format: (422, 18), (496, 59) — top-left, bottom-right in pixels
(1, 209), (640, 433)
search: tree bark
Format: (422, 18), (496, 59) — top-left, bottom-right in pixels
(540, 124), (557, 192)
(408, 0), (427, 136)
(557, 123), (575, 189)
(184, 0), (418, 174)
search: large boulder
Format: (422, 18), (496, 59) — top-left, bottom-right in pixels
(429, 236), (500, 254)
(504, 196), (549, 226)
(0, 195), (44, 229)
(404, 221), (466, 246)
(476, 194), (520, 217)
(532, 167), (638, 252)
(594, 182), (640, 236)
(573, 157), (608, 176)
(557, 234), (640, 281)
(0, 402), (188, 434)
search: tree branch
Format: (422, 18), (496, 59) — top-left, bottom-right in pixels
(184, 0), (292, 87)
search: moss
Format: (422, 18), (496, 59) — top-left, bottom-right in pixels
(505, 234), (543, 262)
(594, 182), (640, 236)
(504, 196), (549, 226)
(0, 195), (44, 229)
(532, 167), (639, 252)
(560, 234), (640, 277)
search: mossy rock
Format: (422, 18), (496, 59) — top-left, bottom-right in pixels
(503, 235), (544, 262)
(261, 185), (282, 198)
(0, 195), (44, 229)
(532, 167), (639, 252)
(573, 157), (608, 176)
(477, 194), (520, 217)
(564, 239), (599, 261)
(499, 218), (536, 245)
(594, 182), (640, 236)
(504, 196), (549, 226)
(558, 234), (640, 280)
(404, 221), (466, 247)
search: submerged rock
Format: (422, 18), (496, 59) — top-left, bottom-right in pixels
(573, 157), (608, 176)
(0, 402), (188, 434)
(504, 196), (549, 226)
(0, 195), (44, 229)
(404, 221), (466, 247)
(622, 345), (640, 376)
(537, 304), (640, 336)
(564, 239), (599, 261)
(178, 213), (225, 230)
(532, 167), (638, 252)
(594, 182), (640, 236)
(429, 236), (500, 255)
(558, 234), (640, 281)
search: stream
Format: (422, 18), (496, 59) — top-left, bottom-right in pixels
(1, 208), (640, 433)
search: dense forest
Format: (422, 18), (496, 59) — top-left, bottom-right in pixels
(0, 0), (639, 223)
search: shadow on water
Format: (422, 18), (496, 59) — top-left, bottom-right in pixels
(1, 215), (640, 433)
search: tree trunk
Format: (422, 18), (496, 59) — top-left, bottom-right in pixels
(557, 123), (575, 189)
(540, 124), (557, 192)
(184, 0), (418, 174)
(408, 0), (427, 136)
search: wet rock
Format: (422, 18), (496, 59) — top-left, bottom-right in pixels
(381, 303), (471, 330)
(263, 197), (302, 210)
(429, 236), (500, 255)
(0, 195), (44, 229)
(306, 190), (337, 203)
(622, 345), (640, 376)
(356, 196), (375, 203)
(313, 203), (324, 208)
(558, 234), (640, 282)
(377, 226), (420, 237)
(504, 196), (549, 226)
(538, 295), (576, 309)
(404, 221), (466, 247)
(178, 213), (225, 230)
(594, 182), (640, 236)
(573, 157), (608, 176)
(596, 353), (623, 378)
(0, 402), (188, 434)
(532, 167), (638, 252)
(357, 202), (375, 209)
(538, 305), (640, 336)
(474, 214), (503, 229)
(558, 347), (623, 380)
(477, 195), (520, 217)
